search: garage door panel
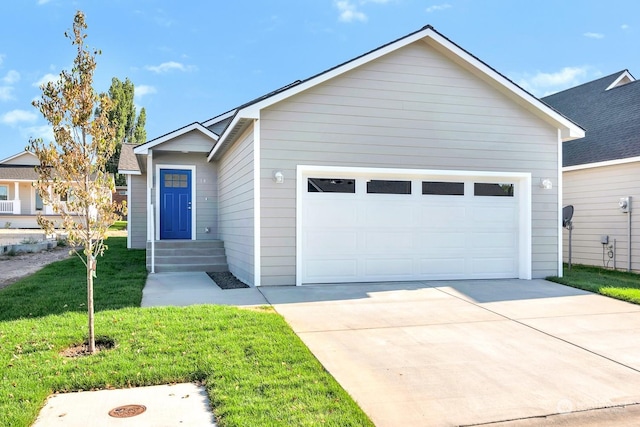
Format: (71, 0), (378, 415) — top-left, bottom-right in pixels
(418, 206), (467, 226)
(362, 203), (414, 226)
(304, 200), (358, 227)
(365, 231), (415, 253)
(305, 259), (358, 282)
(305, 230), (358, 254)
(418, 232), (466, 250)
(472, 206), (516, 223)
(419, 258), (467, 276)
(364, 258), (414, 277)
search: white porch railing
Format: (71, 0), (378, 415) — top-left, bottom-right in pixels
(0, 200), (20, 214)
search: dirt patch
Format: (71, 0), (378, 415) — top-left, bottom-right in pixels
(60, 337), (116, 358)
(0, 247), (71, 291)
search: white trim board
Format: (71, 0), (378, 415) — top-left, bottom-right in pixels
(154, 164), (197, 241)
(295, 165), (532, 286)
(253, 118), (261, 287)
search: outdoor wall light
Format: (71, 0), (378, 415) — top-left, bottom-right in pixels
(273, 170), (284, 184)
(540, 178), (553, 190)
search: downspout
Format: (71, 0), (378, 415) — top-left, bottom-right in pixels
(147, 149), (155, 274)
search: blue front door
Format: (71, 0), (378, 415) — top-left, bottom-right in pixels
(160, 169), (192, 239)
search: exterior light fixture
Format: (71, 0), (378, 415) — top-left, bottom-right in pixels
(540, 178), (552, 190)
(273, 170), (284, 184)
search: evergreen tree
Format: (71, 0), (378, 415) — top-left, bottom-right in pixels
(103, 77), (147, 185)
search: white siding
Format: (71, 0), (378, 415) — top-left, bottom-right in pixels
(259, 40), (559, 285)
(563, 163), (640, 271)
(129, 174), (147, 249)
(152, 152), (218, 240)
(218, 126), (255, 285)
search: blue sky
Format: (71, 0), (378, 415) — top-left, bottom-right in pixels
(0, 0), (638, 160)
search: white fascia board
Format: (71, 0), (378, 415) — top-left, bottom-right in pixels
(605, 70), (635, 91)
(117, 169), (142, 176)
(424, 31), (585, 140)
(134, 123), (219, 155)
(563, 155), (640, 172)
(201, 110), (236, 127)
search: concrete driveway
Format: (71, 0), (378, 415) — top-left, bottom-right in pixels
(260, 279), (640, 426)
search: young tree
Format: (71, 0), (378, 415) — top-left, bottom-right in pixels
(28, 11), (123, 354)
(103, 77), (147, 185)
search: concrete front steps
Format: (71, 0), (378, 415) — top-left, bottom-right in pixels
(146, 240), (228, 273)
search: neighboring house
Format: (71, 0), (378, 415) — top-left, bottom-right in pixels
(543, 70), (640, 271)
(0, 151), (55, 228)
(119, 25), (584, 286)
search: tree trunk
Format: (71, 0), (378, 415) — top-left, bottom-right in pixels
(87, 254), (96, 353)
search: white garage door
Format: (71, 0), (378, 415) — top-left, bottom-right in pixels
(300, 172), (522, 284)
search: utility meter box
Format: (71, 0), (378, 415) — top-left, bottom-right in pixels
(620, 197), (632, 213)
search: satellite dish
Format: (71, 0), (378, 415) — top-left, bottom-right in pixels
(562, 205), (574, 228)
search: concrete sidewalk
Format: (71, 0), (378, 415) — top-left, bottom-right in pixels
(141, 271), (269, 307)
(260, 279), (640, 426)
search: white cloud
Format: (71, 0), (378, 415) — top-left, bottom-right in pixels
(0, 86), (14, 101)
(621, 24), (630, 30)
(583, 32), (604, 39)
(0, 54), (4, 67)
(1, 109), (38, 126)
(33, 73), (58, 87)
(335, 0), (368, 23)
(37, 0), (52, 4)
(135, 85), (157, 98)
(2, 70), (20, 85)
(514, 66), (591, 97)
(426, 3), (452, 13)
(22, 125), (54, 143)
(145, 61), (194, 73)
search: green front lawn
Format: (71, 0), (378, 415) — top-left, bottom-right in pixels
(547, 263), (640, 304)
(0, 238), (372, 427)
(108, 220), (128, 230)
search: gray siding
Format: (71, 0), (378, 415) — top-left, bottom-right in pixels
(129, 174), (147, 249)
(259, 40), (559, 285)
(218, 126), (254, 285)
(563, 163), (640, 271)
(154, 130), (215, 153)
(152, 152), (218, 240)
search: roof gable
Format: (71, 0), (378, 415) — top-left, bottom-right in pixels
(208, 25), (584, 161)
(0, 151), (39, 166)
(135, 122), (218, 155)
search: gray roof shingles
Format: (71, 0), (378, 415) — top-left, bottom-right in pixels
(542, 70), (640, 167)
(0, 165), (39, 180)
(118, 144), (141, 173)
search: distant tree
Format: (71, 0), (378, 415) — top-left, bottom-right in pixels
(28, 11), (124, 354)
(103, 77), (147, 185)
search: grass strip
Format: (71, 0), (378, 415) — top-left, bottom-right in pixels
(0, 237), (372, 426)
(547, 263), (640, 304)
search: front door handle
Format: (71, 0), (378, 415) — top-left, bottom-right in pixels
(188, 201), (192, 210)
